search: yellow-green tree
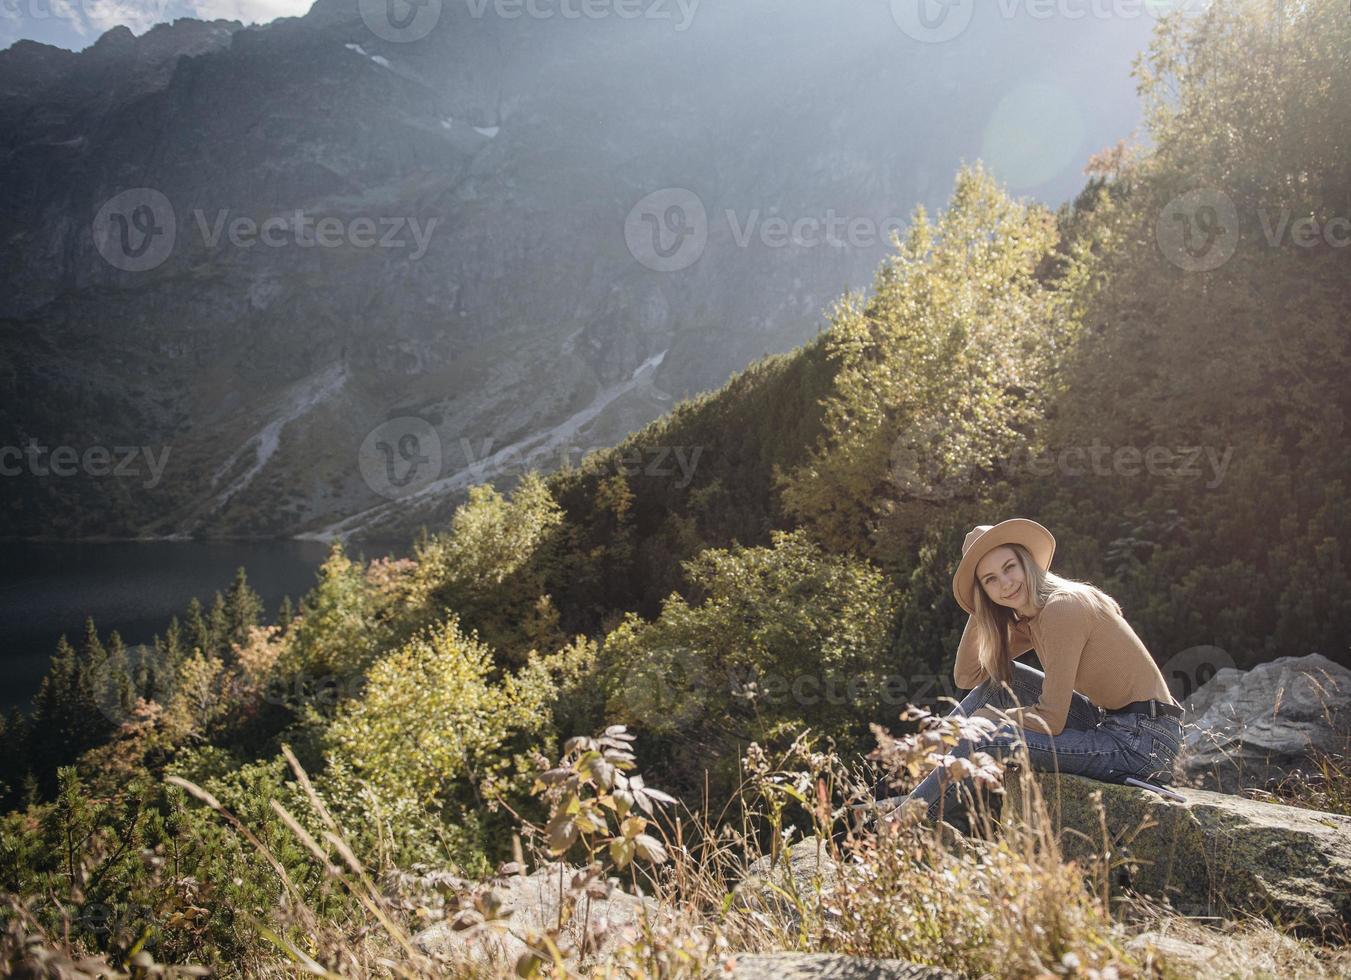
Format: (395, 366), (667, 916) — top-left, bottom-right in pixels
(602, 529), (898, 800)
(319, 616), (556, 866)
(413, 471), (565, 664)
(777, 164), (1068, 565)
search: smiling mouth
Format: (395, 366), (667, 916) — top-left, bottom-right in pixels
(1003, 585), (1021, 600)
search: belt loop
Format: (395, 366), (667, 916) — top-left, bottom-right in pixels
(1149, 700), (1158, 719)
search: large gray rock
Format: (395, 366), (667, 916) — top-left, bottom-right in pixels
(1179, 653), (1351, 792)
(410, 861), (662, 972)
(1003, 771), (1351, 941)
(732, 837), (841, 928)
(710, 952), (952, 979)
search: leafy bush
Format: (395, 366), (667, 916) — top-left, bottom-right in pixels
(319, 616), (557, 869)
(601, 529), (899, 801)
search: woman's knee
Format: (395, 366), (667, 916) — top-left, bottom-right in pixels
(980, 671), (1041, 714)
(1005, 661), (1044, 706)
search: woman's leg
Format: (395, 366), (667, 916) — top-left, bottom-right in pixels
(898, 660), (1120, 825)
(868, 662), (1040, 803)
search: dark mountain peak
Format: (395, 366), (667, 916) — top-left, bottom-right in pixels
(0, 37), (75, 60)
(134, 18), (245, 64)
(88, 25), (137, 56)
(0, 39), (78, 103)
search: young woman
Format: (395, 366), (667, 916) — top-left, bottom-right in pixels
(876, 518), (1185, 833)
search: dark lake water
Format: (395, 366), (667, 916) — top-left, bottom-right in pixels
(0, 539), (408, 713)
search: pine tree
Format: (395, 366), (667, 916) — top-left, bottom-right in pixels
(6, 707), (29, 758)
(21, 771), (40, 809)
(78, 617), (106, 669)
(29, 635), (79, 785)
(101, 630), (137, 723)
(208, 592), (229, 660)
(71, 621), (109, 749)
(184, 597), (210, 657)
(0, 711), (9, 808)
(42, 766), (95, 895)
(223, 566), (263, 652)
(163, 615), (185, 678)
(276, 595), (295, 632)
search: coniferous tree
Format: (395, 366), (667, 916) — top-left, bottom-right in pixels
(276, 594), (295, 633)
(41, 767), (95, 895)
(100, 630), (137, 723)
(208, 592), (229, 660)
(223, 566), (263, 652)
(29, 635), (79, 780)
(78, 617), (106, 669)
(72, 619), (111, 748)
(0, 710), (9, 808)
(184, 597), (210, 656)
(21, 771), (39, 810)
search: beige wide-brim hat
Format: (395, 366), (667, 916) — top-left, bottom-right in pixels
(952, 518), (1056, 615)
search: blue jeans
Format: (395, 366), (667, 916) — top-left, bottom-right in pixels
(892, 660), (1184, 825)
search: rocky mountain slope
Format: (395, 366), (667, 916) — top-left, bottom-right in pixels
(0, 0), (1154, 540)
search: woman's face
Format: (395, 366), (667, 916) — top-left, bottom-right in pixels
(975, 546), (1027, 610)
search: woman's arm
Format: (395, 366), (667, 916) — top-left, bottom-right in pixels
(953, 615), (1037, 690)
(953, 615), (987, 689)
(996, 595), (1094, 736)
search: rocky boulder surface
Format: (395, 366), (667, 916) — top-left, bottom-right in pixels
(1003, 772), (1351, 942)
(410, 860), (662, 971)
(711, 953), (952, 979)
(1178, 653), (1351, 793)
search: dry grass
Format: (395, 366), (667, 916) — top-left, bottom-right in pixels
(6, 718), (1350, 979)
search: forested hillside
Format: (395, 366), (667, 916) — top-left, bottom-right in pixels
(2, 1), (1348, 974)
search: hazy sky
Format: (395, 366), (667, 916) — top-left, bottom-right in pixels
(1, 0), (310, 49)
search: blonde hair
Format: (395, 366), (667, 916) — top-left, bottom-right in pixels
(968, 542), (1122, 687)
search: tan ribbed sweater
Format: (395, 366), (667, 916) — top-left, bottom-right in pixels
(952, 590), (1181, 736)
